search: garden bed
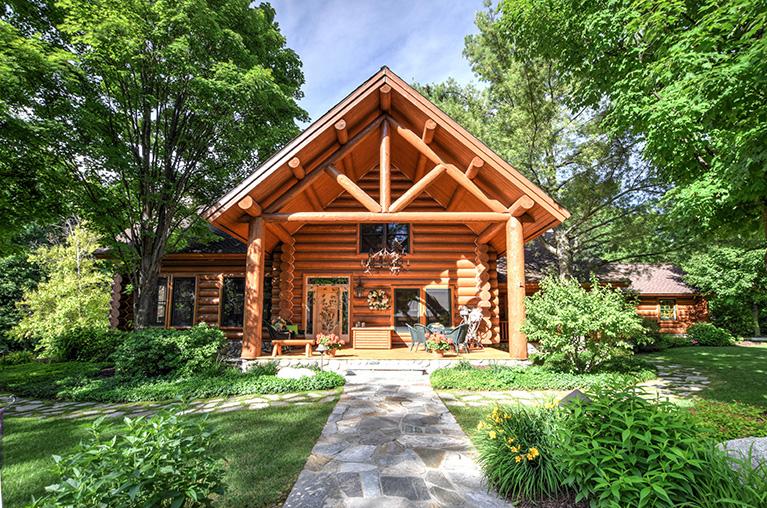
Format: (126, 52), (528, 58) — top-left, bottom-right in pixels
(0, 361), (345, 402)
(430, 363), (656, 392)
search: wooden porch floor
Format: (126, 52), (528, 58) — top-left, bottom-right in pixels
(262, 344), (512, 360)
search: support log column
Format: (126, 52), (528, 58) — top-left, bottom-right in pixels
(242, 217), (265, 359)
(506, 215), (527, 359)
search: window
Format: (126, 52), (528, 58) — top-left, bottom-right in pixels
(170, 277), (196, 327)
(359, 223), (410, 253)
(659, 299), (677, 321)
(150, 277), (168, 326)
(425, 288), (451, 327)
(221, 277), (245, 327)
(394, 288), (420, 331)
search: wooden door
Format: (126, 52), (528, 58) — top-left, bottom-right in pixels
(312, 286), (342, 336)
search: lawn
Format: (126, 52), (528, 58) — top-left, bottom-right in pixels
(0, 361), (345, 402)
(2, 402), (335, 507)
(645, 345), (767, 408)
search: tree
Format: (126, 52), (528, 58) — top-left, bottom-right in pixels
(499, 0), (767, 267)
(419, 6), (664, 276)
(682, 245), (767, 336)
(12, 222), (112, 355)
(0, 1), (74, 251)
(37, 0), (308, 328)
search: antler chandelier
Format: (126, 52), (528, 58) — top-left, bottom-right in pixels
(361, 240), (408, 275)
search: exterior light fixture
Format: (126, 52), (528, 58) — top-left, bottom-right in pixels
(354, 278), (365, 298)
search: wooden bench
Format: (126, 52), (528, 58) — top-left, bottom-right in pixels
(271, 339), (315, 357)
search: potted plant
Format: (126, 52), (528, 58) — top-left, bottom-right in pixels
(426, 332), (451, 357)
(315, 333), (343, 356)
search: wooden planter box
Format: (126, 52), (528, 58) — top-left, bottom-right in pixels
(352, 326), (393, 349)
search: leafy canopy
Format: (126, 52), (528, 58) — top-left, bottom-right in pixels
(500, 0), (767, 240)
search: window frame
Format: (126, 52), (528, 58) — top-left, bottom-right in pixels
(391, 285), (453, 333)
(659, 298), (677, 321)
(150, 276), (170, 327)
(357, 223), (412, 255)
(393, 287), (422, 332)
(169, 275), (197, 328)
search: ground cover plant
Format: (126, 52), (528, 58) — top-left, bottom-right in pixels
(430, 361), (655, 392)
(3, 403), (336, 507)
(31, 410), (225, 507)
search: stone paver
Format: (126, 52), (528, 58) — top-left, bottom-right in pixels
(0, 389), (340, 419)
(638, 360), (711, 399)
(284, 371), (509, 508)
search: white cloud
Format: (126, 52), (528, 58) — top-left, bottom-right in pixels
(270, 0), (485, 122)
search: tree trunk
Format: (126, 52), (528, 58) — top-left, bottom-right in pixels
(132, 253), (162, 329)
(752, 302), (761, 338)
(555, 232), (573, 278)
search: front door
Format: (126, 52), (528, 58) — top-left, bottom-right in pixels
(312, 286), (342, 337)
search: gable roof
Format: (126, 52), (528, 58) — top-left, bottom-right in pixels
(204, 67), (569, 253)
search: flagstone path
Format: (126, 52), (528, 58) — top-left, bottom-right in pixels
(0, 389), (341, 419)
(284, 370), (510, 508)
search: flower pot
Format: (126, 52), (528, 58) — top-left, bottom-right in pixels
(328, 349), (337, 357)
(434, 350), (445, 357)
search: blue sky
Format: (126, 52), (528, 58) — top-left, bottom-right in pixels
(270, 0), (486, 122)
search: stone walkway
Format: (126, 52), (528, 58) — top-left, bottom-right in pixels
(0, 389), (341, 419)
(638, 361), (711, 398)
(284, 370), (509, 508)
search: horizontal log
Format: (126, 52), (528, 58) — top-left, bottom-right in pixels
(263, 211), (509, 223)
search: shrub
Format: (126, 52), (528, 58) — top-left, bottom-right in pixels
(556, 386), (766, 507)
(475, 405), (566, 502)
(0, 350), (36, 365)
(523, 275), (646, 373)
(53, 327), (126, 362)
(687, 323), (735, 346)
(636, 317), (665, 352)
(32, 410), (225, 507)
(114, 324), (226, 380)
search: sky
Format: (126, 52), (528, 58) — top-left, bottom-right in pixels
(269, 0), (486, 122)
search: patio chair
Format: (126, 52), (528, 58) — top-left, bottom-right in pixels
(444, 323), (470, 354)
(407, 323), (428, 352)
(263, 321), (290, 354)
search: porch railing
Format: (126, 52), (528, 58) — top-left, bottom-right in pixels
(499, 321), (509, 344)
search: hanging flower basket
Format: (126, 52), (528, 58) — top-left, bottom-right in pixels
(367, 289), (390, 310)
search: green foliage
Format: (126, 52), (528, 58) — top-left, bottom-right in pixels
(683, 246), (767, 336)
(430, 363), (655, 392)
(522, 275), (646, 372)
(689, 400), (767, 441)
(557, 386), (766, 507)
(0, 350), (35, 365)
(474, 405), (566, 502)
(499, 0), (767, 246)
(0, 360), (344, 402)
(418, 5), (662, 275)
(11, 224), (111, 355)
(53, 327), (126, 362)
(113, 324), (226, 380)
(0, 252), (41, 348)
(32, 411), (225, 507)
(687, 323), (735, 347)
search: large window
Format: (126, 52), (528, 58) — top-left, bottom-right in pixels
(425, 288), (451, 327)
(170, 277), (196, 327)
(359, 223), (410, 253)
(659, 299), (677, 321)
(394, 288), (420, 332)
(221, 277), (245, 327)
(150, 277), (169, 326)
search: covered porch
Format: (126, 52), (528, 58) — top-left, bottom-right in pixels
(204, 68), (569, 361)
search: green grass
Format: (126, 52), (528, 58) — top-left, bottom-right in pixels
(2, 402), (335, 507)
(645, 345), (767, 408)
(447, 405), (487, 447)
(430, 364), (656, 392)
(0, 361), (345, 402)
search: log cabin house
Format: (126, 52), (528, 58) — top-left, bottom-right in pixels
(108, 67), (706, 359)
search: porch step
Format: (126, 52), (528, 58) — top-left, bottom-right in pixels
(239, 357), (529, 375)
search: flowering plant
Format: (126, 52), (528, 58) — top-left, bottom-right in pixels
(315, 333), (343, 350)
(475, 405), (565, 502)
(426, 332), (451, 352)
(367, 289), (390, 310)
(271, 317), (289, 331)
